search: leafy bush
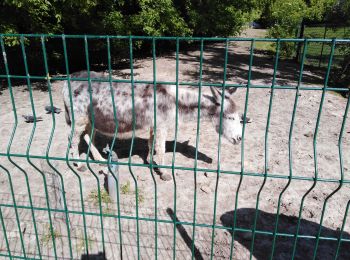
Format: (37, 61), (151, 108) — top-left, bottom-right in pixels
(267, 0), (306, 57)
(0, 0), (258, 74)
(263, 0), (337, 57)
(1, 0), (258, 40)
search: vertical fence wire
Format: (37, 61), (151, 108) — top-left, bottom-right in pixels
(41, 36), (73, 259)
(0, 201), (11, 259)
(209, 39), (230, 260)
(171, 38), (180, 259)
(312, 39), (337, 260)
(106, 36), (124, 259)
(128, 36), (141, 260)
(0, 164), (26, 257)
(151, 38), (159, 259)
(191, 39), (204, 260)
(290, 39), (311, 258)
(229, 39), (255, 260)
(62, 35), (90, 255)
(269, 40), (291, 259)
(334, 92), (350, 259)
(83, 36), (106, 253)
(20, 35), (58, 258)
(269, 38), (302, 257)
(336, 199), (350, 259)
(1, 36), (42, 259)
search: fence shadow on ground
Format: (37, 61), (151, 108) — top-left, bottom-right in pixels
(220, 208), (350, 260)
(166, 208), (204, 260)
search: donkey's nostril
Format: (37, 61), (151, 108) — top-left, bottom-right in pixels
(237, 136), (242, 141)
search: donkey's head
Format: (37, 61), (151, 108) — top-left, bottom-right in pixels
(209, 87), (242, 144)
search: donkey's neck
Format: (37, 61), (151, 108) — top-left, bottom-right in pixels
(165, 86), (216, 120)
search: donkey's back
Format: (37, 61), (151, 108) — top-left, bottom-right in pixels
(62, 71), (172, 136)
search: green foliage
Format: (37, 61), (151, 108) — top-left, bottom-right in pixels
(174, 0), (258, 37)
(327, 0), (350, 25)
(41, 224), (61, 247)
(0, 0), (258, 39)
(305, 0), (336, 21)
(0, 0), (259, 74)
(267, 0), (306, 56)
(88, 189), (112, 205)
(261, 0), (338, 57)
(121, 181), (131, 195)
(128, 0), (191, 36)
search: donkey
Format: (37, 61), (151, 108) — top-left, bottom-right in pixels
(63, 71), (242, 180)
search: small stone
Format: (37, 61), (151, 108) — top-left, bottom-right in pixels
(200, 184), (211, 193)
(160, 173), (172, 181)
(137, 175), (146, 181)
(324, 155), (332, 161)
(304, 131), (313, 138)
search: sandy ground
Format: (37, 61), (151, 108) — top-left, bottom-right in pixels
(0, 29), (350, 259)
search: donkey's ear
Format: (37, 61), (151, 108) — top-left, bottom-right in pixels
(226, 87), (237, 95)
(210, 87), (222, 103)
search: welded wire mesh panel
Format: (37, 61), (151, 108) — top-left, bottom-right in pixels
(0, 34), (349, 260)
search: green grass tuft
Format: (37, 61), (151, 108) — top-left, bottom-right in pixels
(41, 225), (61, 247)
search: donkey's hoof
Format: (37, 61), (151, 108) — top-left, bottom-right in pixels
(160, 173), (172, 181)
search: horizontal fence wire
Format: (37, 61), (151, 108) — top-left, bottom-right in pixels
(0, 34), (349, 259)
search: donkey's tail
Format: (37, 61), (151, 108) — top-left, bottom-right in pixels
(62, 81), (72, 126)
(64, 102), (71, 126)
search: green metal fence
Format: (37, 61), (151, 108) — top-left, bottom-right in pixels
(0, 34), (350, 259)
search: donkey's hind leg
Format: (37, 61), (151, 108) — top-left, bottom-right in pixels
(148, 126), (171, 181)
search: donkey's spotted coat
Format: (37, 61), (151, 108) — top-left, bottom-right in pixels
(63, 71), (242, 180)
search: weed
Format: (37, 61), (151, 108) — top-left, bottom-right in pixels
(121, 181), (131, 194)
(88, 189), (112, 206)
(41, 224), (61, 247)
(136, 188), (145, 204)
(76, 233), (95, 254)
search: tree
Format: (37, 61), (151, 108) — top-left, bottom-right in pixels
(263, 0), (337, 56)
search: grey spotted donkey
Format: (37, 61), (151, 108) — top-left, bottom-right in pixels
(63, 71), (242, 181)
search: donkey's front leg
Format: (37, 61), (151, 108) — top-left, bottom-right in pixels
(148, 126), (172, 181)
